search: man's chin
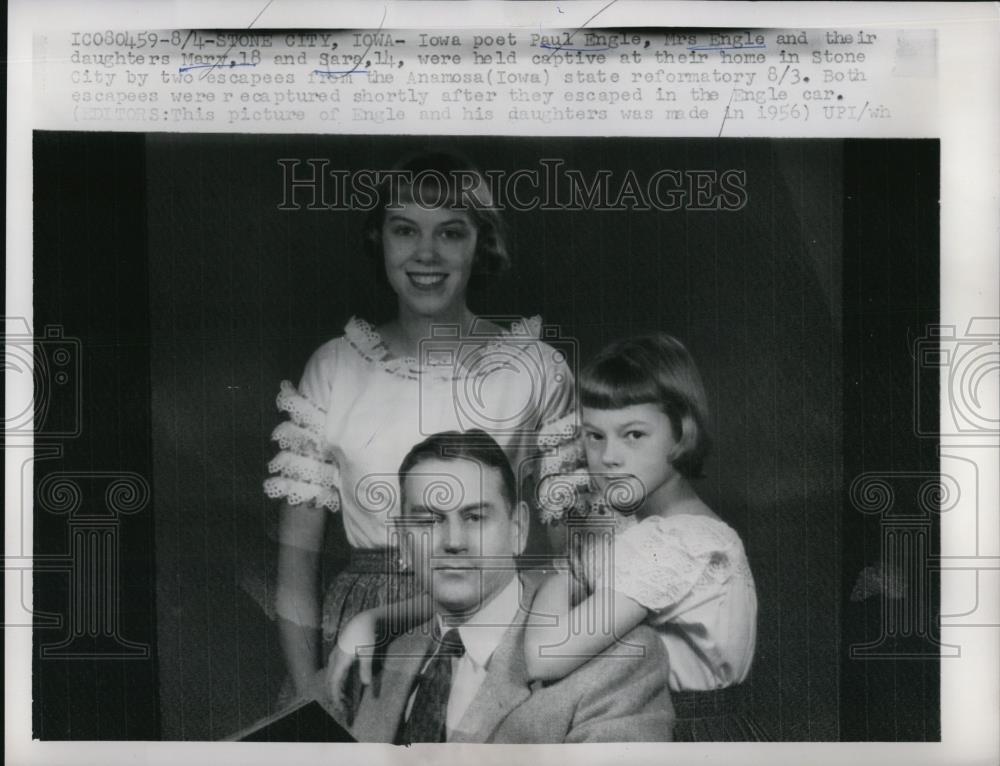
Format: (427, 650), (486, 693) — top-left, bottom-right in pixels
(430, 570), (516, 616)
(429, 571), (480, 612)
(430, 593), (480, 617)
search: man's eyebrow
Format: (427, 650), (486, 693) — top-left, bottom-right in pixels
(458, 501), (492, 513)
(406, 501), (493, 515)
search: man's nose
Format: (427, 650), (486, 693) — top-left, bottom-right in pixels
(438, 516), (468, 553)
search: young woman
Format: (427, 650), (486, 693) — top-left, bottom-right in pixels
(263, 151), (575, 703)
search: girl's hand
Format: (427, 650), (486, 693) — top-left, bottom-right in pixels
(325, 611), (379, 715)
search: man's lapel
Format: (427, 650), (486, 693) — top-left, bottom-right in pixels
(449, 576), (540, 743)
(350, 627), (433, 743)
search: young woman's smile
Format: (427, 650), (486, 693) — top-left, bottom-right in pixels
(382, 202), (477, 319)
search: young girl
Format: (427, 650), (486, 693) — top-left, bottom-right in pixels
(530, 332), (765, 741)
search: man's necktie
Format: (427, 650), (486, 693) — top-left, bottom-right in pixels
(398, 627), (466, 744)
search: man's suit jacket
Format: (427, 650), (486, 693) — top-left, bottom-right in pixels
(350, 576), (675, 743)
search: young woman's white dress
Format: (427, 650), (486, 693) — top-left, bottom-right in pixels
(263, 315), (575, 651)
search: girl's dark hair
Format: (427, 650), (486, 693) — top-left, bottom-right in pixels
(580, 333), (713, 478)
(363, 150), (510, 290)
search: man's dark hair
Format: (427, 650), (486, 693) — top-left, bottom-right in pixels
(397, 429), (518, 512)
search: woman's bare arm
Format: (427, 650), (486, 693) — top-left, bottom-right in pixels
(276, 500), (326, 696)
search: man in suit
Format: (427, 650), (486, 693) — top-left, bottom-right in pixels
(349, 429), (675, 744)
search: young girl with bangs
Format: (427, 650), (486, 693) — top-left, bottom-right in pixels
(528, 332), (766, 741)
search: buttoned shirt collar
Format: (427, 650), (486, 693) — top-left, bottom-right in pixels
(403, 574), (524, 741)
(439, 574), (521, 669)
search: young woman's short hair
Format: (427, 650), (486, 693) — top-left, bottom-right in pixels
(580, 333), (712, 478)
(363, 151), (510, 291)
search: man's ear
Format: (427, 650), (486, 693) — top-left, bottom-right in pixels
(512, 501), (530, 556)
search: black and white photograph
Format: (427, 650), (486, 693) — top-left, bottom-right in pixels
(29, 131), (940, 743)
(7, 3), (999, 766)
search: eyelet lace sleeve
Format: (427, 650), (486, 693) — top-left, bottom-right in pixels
(535, 413), (591, 523)
(538, 412), (584, 474)
(262, 380), (341, 512)
(594, 516), (744, 610)
(537, 412), (579, 451)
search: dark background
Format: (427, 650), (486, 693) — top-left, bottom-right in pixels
(32, 132), (940, 741)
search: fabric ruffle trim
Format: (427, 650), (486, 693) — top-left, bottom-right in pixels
(537, 412), (587, 480)
(538, 443), (585, 479)
(537, 468), (592, 524)
(537, 412), (580, 450)
(263, 380), (341, 512)
(271, 420), (329, 460)
(263, 476), (341, 512)
(536, 471), (637, 528)
(343, 315), (545, 380)
(275, 380), (327, 435)
(267, 451), (340, 488)
(535, 412), (592, 524)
